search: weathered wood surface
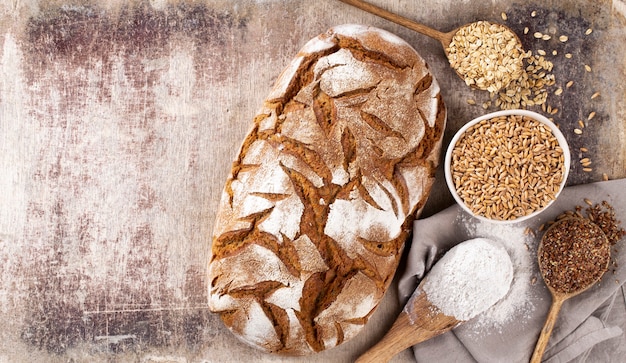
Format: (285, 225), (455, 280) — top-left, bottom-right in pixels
(0, 0), (624, 362)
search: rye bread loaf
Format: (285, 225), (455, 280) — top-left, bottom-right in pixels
(208, 24), (446, 355)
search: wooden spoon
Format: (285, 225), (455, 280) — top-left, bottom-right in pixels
(355, 284), (461, 363)
(338, 0), (523, 90)
(356, 237), (513, 363)
(531, 218), (611, 363)
(339, 0), (456, 52)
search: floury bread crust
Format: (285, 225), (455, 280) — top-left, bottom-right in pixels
(208, 24), (446, 355)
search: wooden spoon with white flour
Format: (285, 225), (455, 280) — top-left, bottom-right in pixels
(356, 238), (513, 363)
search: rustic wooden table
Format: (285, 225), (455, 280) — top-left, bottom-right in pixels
(0, 0), (624, 362)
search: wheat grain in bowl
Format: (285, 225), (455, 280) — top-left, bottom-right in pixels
(444, 110), (570, 223)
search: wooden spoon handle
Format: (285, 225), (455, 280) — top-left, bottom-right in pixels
(338, 0), (451, 45)
(355, 312), (414, 363)
(356, 291), (460, 363)
(356, 315), (459, 363)
(530, 297), (566, 363)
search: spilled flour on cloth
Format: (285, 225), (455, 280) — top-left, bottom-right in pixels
(461, 215), (539, 335)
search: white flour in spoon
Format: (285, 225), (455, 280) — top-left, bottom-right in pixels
(422, 238), (514, 321)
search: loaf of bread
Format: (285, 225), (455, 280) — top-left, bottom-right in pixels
(208, 24), (446, 355)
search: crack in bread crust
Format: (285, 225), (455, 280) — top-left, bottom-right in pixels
(209, 24), (446, 355)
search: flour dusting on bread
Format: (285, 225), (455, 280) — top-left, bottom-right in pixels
(209, 24), (446, 355)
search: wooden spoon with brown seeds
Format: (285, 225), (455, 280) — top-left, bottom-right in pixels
(531, 217), (611, 363)
(338, 0), (524, 92)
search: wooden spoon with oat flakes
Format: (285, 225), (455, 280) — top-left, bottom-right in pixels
(339, 0), (525, 92)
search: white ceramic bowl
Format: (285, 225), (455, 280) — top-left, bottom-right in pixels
(444, 109), (571, 224)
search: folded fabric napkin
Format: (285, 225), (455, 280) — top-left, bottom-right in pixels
(398, 179), (626, 363)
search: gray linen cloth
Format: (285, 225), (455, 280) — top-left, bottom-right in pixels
(398, 179), (626, 363)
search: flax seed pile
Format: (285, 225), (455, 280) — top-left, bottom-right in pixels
(537, 201), (625, 294)
(538, 218), (610, 294)
(450, 115), (565, 220)
(585, 201), (626, 245)
(542, 201), (626, 246)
